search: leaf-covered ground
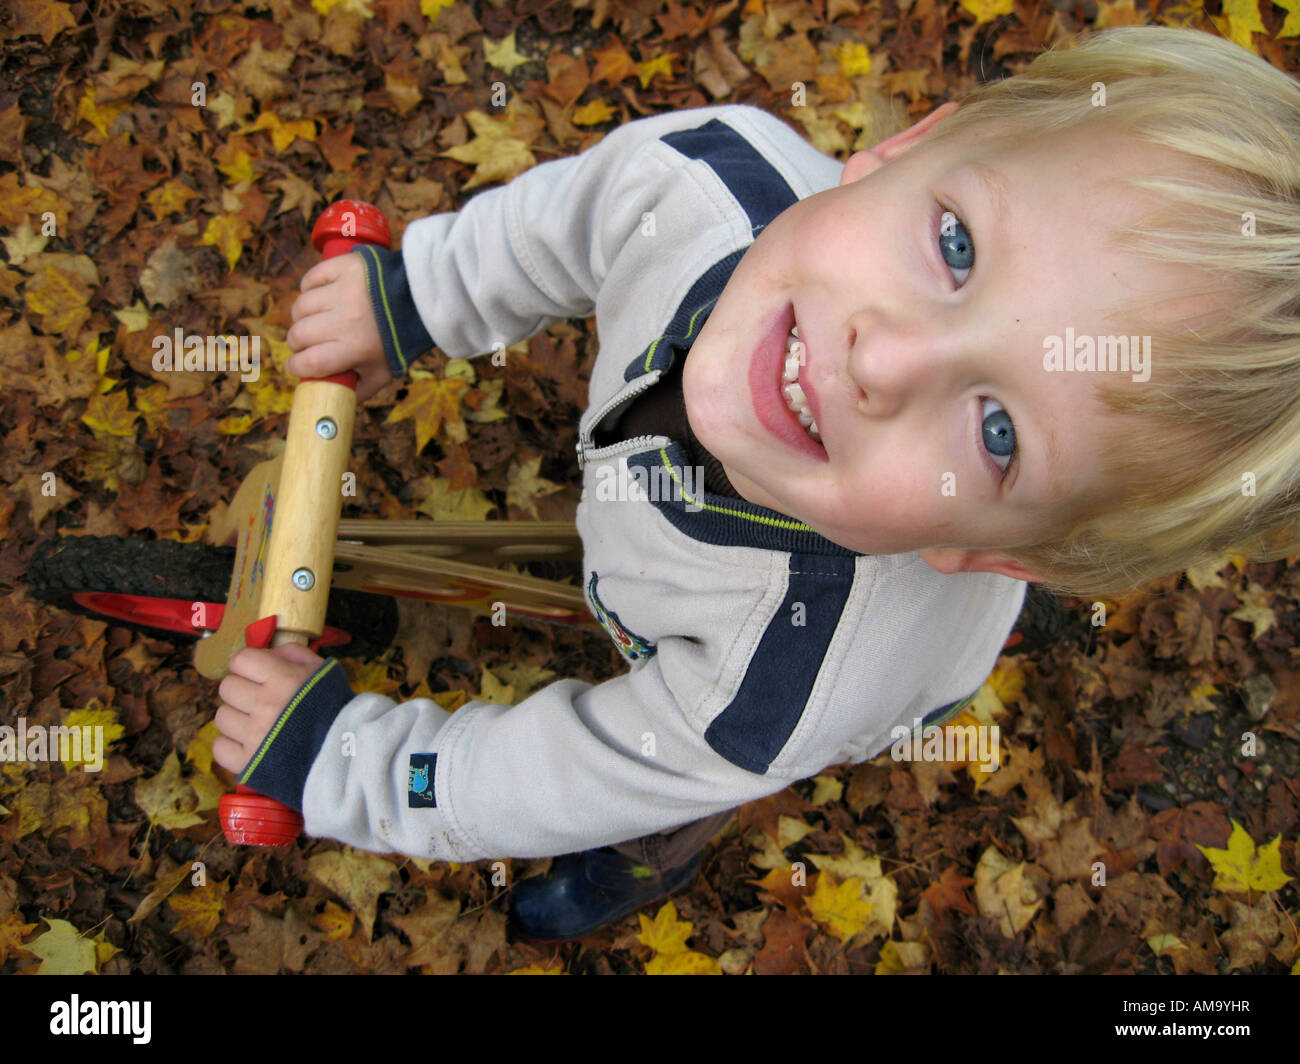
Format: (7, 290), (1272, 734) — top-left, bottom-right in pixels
(1, 0), (1298, 975)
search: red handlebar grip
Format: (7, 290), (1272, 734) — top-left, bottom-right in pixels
(219, 786), (304, 847)
(311, 200), (392, 258)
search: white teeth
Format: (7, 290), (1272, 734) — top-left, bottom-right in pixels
(779, 326), (821, 446)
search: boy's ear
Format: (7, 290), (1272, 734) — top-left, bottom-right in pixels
(918, 546), (1042, 584)
(840, 100), (961, 186)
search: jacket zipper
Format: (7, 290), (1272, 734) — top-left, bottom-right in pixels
(577, 370), (662, 468)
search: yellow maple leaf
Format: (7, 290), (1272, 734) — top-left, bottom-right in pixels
(342, 658), (404, 696)
(11, 0), (78, 44)
(312, 900), (356, 941)
(646, 949), (723, 975)
(306, 848), (398, 939)
(313, 0), (374, 14)
(637, 901), (695, 954)
(432, 689), (469, 713)
(66, 335), (117, 394)
(81, 390), (138, 439)
(385, 373), (469, 450)
(190, 769), (225, 813)
(464, 378), (509, 423)
(573, 99), (615, 125)
(1278, 0), (1300, 38)
(28, 918), (98, 975)
(483, 31), (532, 73)
(61, 707), (123, 771)
(973, 846), (1042, 937)
(833, 41), (873, 78)
(490, 663), (556, 701)
(201, 213), (252, 271)
(2, 218), (48, 266)
(146, 178), (198, 219)
(415, 477), (496, 521)
(1197, 819), (1293, 893)
(477, 667), (516, 706)
(217, 414), (254, 436)
(185, 721), (221, 774)
(215, 143), (260, 186)
(75, 89), (128, 137)
(441, 110), (537, 190)
(960, 0), (1014, 22)
(168, 879), (230, 936)
(804, 871), (875, 943)
(243, 112), (318, 153)
(134, 752), (206, 830)
(806, 834), (897, 937)
(134, 382), (171, 436)
(986, 658), (1027, 705)
(809, 774), (843, 806)
(875, 940), (930, 974)
(636, 53), (676, 88)
(113, 301), (152, 333)
(49, 779), (108, 849)
(1229, 582), (1275, 641)
(24, 256), (96, 339)
(233, 374), (294, 420)
(507, 454), (564, 520)
(423, 0), (456, 18)
(1216, 0), (1267, 51)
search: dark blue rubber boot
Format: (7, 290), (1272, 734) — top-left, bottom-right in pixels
(508, 846), (702, 942)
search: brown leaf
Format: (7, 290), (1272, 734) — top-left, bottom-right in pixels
(228, 906), (325, 974)
(752, 908), (810, 974)
(920, 865), (976, 919)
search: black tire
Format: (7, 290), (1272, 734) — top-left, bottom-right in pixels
(26, 535), (397, 660)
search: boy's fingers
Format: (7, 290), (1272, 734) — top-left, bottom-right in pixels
(298, 256), (347, 293)
(217, 669), (261, 708)
(212, 734), (250, 775)
(214, 703), (255, 747)
(226, 647), (282, 684)
(285, 339), (350, 378)
(269, 642), (323, 667)
(290, 284), (333, 323)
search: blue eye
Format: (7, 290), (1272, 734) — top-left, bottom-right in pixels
(981, 397), (1015, 476)
(939, 209), (974, 285)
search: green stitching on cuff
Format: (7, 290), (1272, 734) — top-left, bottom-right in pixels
(359, 245), (409, 373)
(238, 658), (343, 783)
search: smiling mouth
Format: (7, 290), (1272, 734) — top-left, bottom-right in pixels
(780, 325), (821, 443)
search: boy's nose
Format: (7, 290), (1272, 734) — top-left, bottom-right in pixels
(845, 312), (960, 415)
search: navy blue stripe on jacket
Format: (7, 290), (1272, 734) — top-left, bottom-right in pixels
(704, 554), (857, 773)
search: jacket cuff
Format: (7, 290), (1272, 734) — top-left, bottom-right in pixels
(351, 244), (434, 377)
(238, 658), (356, 813)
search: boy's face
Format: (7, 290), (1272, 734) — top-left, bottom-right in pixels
(682, 104), (1200, 582)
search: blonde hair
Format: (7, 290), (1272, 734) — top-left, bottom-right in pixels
(923, 26), (1300, 597)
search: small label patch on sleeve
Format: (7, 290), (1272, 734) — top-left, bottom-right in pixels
(408, 753), (437, 808)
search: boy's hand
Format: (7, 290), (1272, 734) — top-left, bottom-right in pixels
(286, 253), (392, 402)
(213, 644), (325, 776)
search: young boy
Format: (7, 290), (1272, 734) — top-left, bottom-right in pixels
(212, 26), (1300, 941)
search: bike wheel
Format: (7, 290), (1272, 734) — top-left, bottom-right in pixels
(26, 535), (397, 660)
